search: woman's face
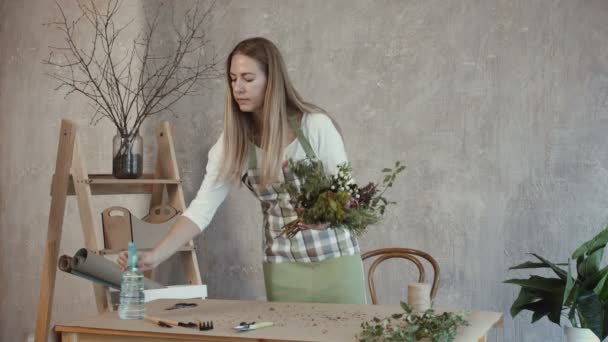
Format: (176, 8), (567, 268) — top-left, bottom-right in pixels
(230, 54), (267, 114)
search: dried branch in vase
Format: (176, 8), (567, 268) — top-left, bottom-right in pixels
(44, 0), (221, 137)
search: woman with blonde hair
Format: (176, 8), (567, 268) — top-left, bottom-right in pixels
(118, 37), (366, 304)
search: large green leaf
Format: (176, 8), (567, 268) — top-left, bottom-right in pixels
(519, 295), (563, 325)
(509, 261), (550, 270)
(568, 301), (578, 327)
(603, 301), (608, 339)
(572, 226), (608, 259)
(530, 253), (568, 280)
(583, 265), (608, 289)
(509, 261), (569, 270)
(528, 301), (557, 324)
(594, 272), (608, 302)
(577, 290), (605, 339)
(563, 260), (576, 307)
(577, 247), (605, 281)
(510, 288), (544, 317)
(504, 276), (566, 293)
(531, 310), (548, 323)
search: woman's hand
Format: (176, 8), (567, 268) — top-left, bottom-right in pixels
(116, 216), (202, 272)
(116, 249), (160, 272)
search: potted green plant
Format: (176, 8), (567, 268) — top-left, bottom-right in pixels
(505, 226), (608, 341)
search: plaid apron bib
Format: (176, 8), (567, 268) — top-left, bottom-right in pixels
(241, 117), (359, 263)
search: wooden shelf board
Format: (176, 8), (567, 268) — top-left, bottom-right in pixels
(52, 174), (181, 196)
(98, 246), (194, 255)
(87, 174), (181, 185)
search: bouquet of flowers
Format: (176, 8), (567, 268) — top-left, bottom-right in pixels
(279, 159), (405, 238)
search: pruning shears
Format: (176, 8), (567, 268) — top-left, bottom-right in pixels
(233, 321), (274, 332)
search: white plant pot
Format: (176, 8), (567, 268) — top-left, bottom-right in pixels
(564, 327), (600, 342)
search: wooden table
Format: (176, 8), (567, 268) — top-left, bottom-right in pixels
(55, 299), (503, 342)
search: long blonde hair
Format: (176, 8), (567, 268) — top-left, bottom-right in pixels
(219, 37), (325, 186)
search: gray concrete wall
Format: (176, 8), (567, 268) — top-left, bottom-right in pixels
(2, 0), (608, 341)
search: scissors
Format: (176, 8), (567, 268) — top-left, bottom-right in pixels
(233, 321), (274, 332)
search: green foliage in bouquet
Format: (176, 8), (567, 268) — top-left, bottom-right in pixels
(280, 159), (405, 237)
(358, 302), (469, 342)
(306, 190), (351, 225)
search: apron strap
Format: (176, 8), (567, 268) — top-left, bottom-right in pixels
(287, 115), (316, 160)
(248, 143), (257, 169)
(247, 114), (317, 170)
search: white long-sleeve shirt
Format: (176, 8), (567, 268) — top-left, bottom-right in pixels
(182, 113), (348, 232)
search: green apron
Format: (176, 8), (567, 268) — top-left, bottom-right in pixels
(242, 114), (367, 304)
(263, 254), (367, 304)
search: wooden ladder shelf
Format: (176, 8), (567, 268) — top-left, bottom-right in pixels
(34, 119), (202, 342)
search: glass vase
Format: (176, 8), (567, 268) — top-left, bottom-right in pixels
(112, 131), (143, 179)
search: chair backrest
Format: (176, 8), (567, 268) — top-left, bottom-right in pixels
(361, 248), (440, 305)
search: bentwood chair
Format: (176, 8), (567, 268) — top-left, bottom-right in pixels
(361, 248), (440, 304)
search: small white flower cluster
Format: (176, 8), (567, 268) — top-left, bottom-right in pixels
(330, 165), (360, 199)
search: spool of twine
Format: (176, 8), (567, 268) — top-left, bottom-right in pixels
(407, 282), (432, 311)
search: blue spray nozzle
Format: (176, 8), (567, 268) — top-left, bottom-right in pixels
(127, 242), (138, 268)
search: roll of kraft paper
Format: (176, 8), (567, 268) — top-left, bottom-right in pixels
(58, 255), (118, 289)
(58, 248), (164, 290)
